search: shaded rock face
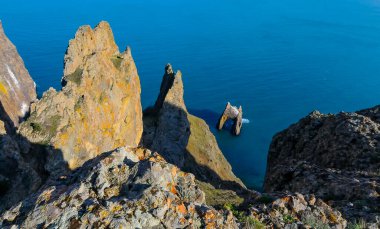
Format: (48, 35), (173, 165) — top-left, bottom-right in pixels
(0, 148), (238, 228)
(264, 108), (380, 225)
(0, 119), (47, 213)
(0, 21), (36, 127)
(18, 21), (143, 170)
(142, 64), (245, 190)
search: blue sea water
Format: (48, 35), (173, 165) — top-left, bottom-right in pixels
(2, 0), (380, 190)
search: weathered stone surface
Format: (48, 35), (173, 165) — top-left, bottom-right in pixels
(18, 21), (143, 170)
(217, 102), (243, 136)
(0, 21), (36, 127)
(264, 108), (380, 226)
(250, 193), (347, 229)
(0, 148), (239, 228)
(142, 64), (245, 190)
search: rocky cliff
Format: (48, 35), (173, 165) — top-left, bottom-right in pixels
(264, 108), (380, 226)
(18, 21), (143, 170)
(0, 21), (36, 127)
(142, 64), (245, 190)
(0, 20), (369, 228)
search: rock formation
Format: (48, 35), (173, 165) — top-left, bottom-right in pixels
(264, 108), (380, 226)
(18, 21), (143, 171)
(142, 64), (245, 190)
(217, 102), (243, 136)
(0, 147), (238, 228)
(0, 20), (366, 228)
(0, 21), (36, 127)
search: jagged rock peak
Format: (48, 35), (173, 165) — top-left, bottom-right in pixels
(154, 63), (185, 112)
(19, 21), (143, 170)
(0, 21), (37, 127)
(64, 21), (118, 76)
(144, 64), (245, 190)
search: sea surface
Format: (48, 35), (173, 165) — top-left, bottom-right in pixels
(2, 0), (380, 190)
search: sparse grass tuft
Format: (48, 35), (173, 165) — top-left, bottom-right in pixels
(111, 55), (123, 69)
(347, 219), (367, 229)
(283, 214), (296, 224)
(64, 68), (83, 86)
(223, 203), (265, 228)
(196, 181), (243, 207)
(302, 215), (330, 229)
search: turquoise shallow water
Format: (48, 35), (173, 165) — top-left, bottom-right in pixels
(2, 0), (380, 190)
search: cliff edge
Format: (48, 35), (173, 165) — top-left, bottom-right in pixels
(265, 108), (380, 226)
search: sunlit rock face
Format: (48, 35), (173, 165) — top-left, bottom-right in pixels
(0, 21), (37, 127)
(19, 21), (143, 170)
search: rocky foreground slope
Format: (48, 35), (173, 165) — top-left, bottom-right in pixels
(0, 21), (377, 228)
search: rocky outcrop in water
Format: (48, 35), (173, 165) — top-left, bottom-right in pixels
(142, 64), (245, 190)
(217, 102), (243, 136)
(0, 21), (36, 127)
(18, 21), (143, 171)
(264, 108), (380, 226)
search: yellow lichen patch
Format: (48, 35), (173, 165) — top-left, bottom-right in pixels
(206, 222), (217, 229)
(111, 204), (123, 213)
(87, 205), (95, 212)
(176, 203), (187, 215)
(0, 82), (8, 96)
(171, 166), (178, 177)
(179, 217), (187, 225)
(328, 212), (338, 223)
(68, 159), (79, 170)
(99, 210), (110, 219)
(170, 184), (178, 195)
(104, 186), (120, 199)
(37, 189), (54, 204)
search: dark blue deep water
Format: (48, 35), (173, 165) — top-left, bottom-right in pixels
(2, 0), (380, 190)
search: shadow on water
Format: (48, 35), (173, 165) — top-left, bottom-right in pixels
(189, 108), (235, 133)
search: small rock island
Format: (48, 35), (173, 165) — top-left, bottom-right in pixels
(217, 102), (243, 135)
